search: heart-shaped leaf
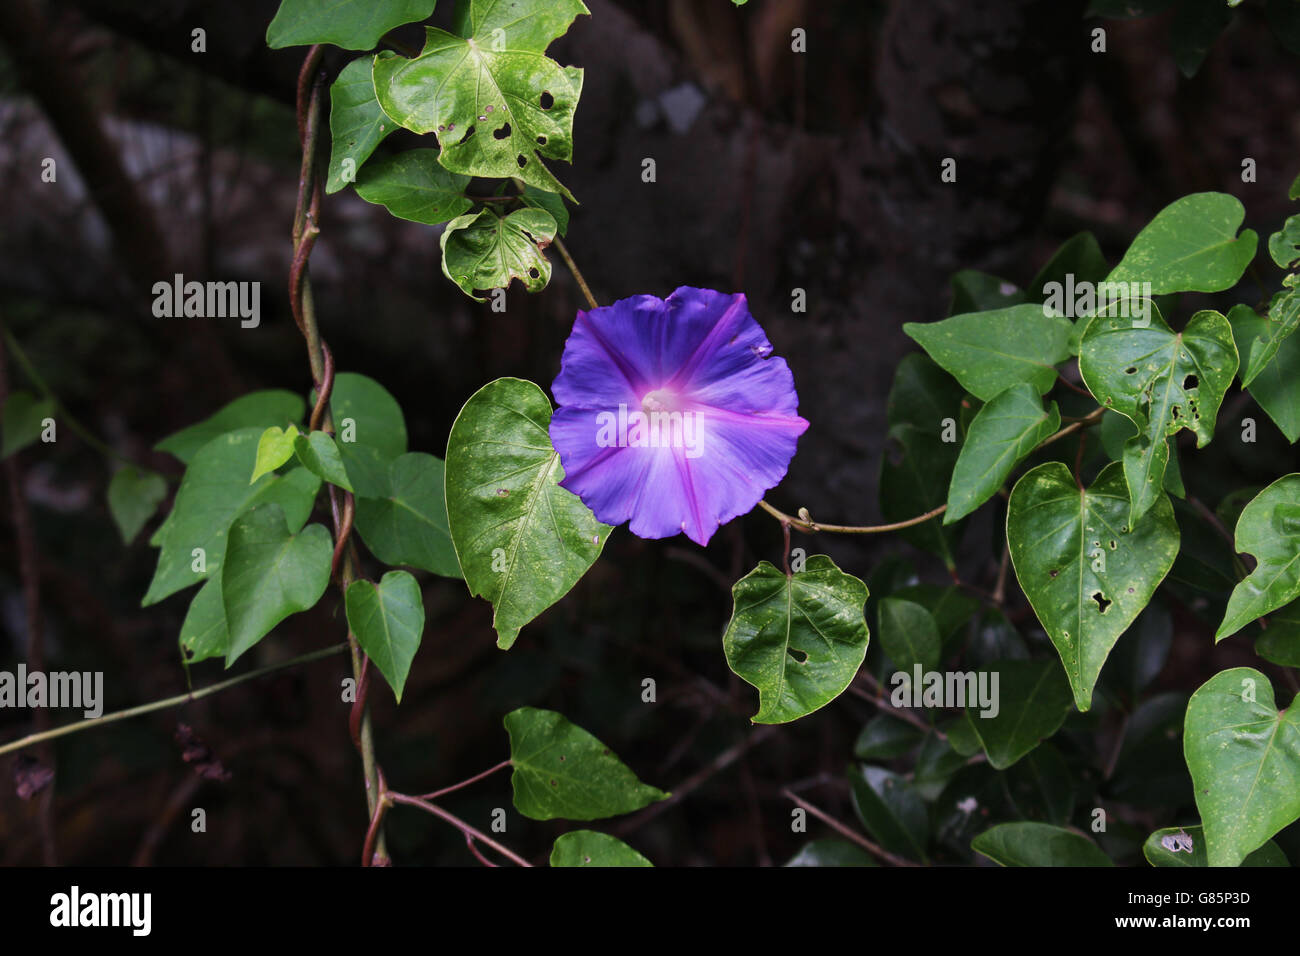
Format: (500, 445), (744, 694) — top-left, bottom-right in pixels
(354, 149), (472, 225)
(972, 823), (1112, 866)
(221, 503), (332, 664)
(143, 428), (321, 606)
(250, 424), (300, 484)
(903, 304), (1074, 402)
(325, 372), (408, 498)
(325, 58), (396, 194)
(877, 597), (939, 676)
(1184, 667), (1300, 866)
(965, 659), (1073, 769)
(504, 707), (667, 820)
(1007, 462), (1180, 711)
(267, 0), (437, 50)
(722, 555), (870, 724)
(107, 466), (167, 544)
(293, 430), (353, 492)
(1106, 192), (1258, 293)
(354, 452), (459, 578)
(345, 570), (425, 702)
(1217, 475), (1300, 639)
(945, 383), (1060, 523)
(154, 390), (305, 464)
(550, 831), (652, 867)
(439, 207), (556, 300)
(371, 0), (589, 199)
(445, 378), (609, 649)
(1078, 305), (1236, 524)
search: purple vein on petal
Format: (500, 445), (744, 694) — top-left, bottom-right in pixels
(574, 310), (648, 395)
(666, 293), (750, 391)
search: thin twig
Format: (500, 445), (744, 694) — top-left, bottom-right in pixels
(781, 789), (919, 867)
(758, 499), (947, 535)
(388, 793), (533, 867)
(419, 760), (512, 801)
(0, 644), (349, 759)
(554, 235), (598, 311)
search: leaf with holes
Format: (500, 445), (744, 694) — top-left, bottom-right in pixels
(221, 504), (332, 665)
(1106, 192), (1258, 293)
(1078, 305), (1236, 524)
(972, 823), (1112, 866)
(155, 390), (305, 465)
(1007, 462), (1180, 711)
(345, 570), (425, 702)
(326, 59), (395, 194)
(143, 428), (321, 606)
(1268, 213), (1300, 269)
(107, 466), (167, 545)
(504, 707), (667, 821)
(550, 831), (652, 867)
(371, 0), (590, 199)
(354, 452), (460, 578)
(1143, 825), (1288, 867)
(945, 383), (1059, 523)
(267, 0), (437, 50)
(519, 185), (568, 236)
(354, 149), (472, 224)
(445, 378), (609, 649)
(1217, 475), (1300, 639)
(1185, 667), (1300, 866)
(965, 659), (1073, 769)
(903, 304), (1074, 402)
(722, 555), (870, 724)
(439, 207), (556, 300)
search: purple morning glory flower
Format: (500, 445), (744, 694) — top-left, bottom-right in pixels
(549, 287), (809, 546)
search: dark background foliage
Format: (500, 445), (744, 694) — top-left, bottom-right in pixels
(1, 0), (1298, 865)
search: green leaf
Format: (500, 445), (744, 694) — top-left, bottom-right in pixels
(1006, 462), (1180, 711)
(445, 378), (609, 649)
(519, 185), (569, 237)
(722, 555), (870, 724)
(327, 372), (407, 497)
(326, 58), (396, 194)
(504, 707), (667, 821)
(550, 831), (652, 867)
(439, 207), (556, 300)
(1143, 825), (1289, 867)
(250, 424), (300, 484)
(1, 390), (53, 459)
(945, 383), (1060, 523)
(877, 597), (939, 676)
(903, 304), (1074, 402)
(1078, 305), (1237, 524)
(106, 466), (167, 544)
(1217, 475), (1300, 639)
(1257, 599), (1300, 666)
(965, 659), (1073, 769)
(972, 823), (1112, 866)
(1228, 303), (1300, 442)
(1098, 411), (1184, 499)
(785, 839), (877, 867)
(179, 577), (228, 665)
(345, 570), (425, 702)
(354, 452), (460, 578)
(1268, 213), (1300, 269)
(1170, 0), (1232, 78)
(267, 0), (437, 50)
(1029, 232), (1110, 302)
(1184, 667), (1300, 867)
(848, 765), (928, 863)
(371, 0), (590, 199)
(947, 270), (1025, 315)
(891, 584), (980, 645)
(854, 714), (924, 761)
(221, 503), (332, 664)
(155, 390), (305, 464)
(1106, 192), (1258, 294)
(293, 430), (353, 492)
(354, 149), (473, 224)
(143, 428), (322, 606)
(1241, 286), (1300, 387)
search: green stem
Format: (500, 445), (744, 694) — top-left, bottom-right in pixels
(0, 644), (348, 759)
